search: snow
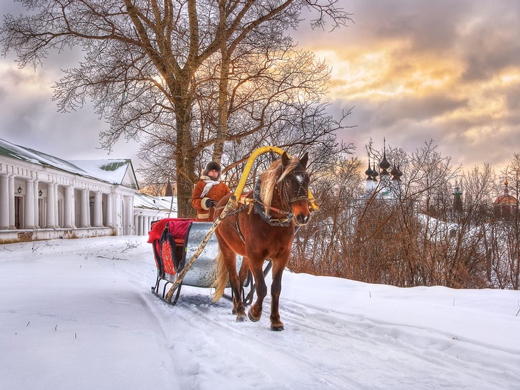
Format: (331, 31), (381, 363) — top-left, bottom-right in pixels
(70, 159), (132, 185)
(0, 138), (87, 176)
(1, 237), (519, 390)
(134, 193), (177, 213)
(0, 138), (134, 186)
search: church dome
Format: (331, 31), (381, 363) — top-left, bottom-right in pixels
(494, 181), (518, 206)
(494, 194), (518, 205)
(379, 153), (391, 170)
(371, 163), (379, 179)
(365, 161), (374, 178)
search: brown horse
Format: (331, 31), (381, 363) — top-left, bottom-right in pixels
(212, 152), (311, 330)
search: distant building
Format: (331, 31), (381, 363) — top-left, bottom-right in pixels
(140, 180), (177, 196)
(0, 138), (173, 243)
(494, 180), (518, 220)
(363, 140), (403, 201)
(133, 193), (176, 236)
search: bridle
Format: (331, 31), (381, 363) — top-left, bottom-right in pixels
(279, 170), (309, 207)
(252, 168), (309, 227)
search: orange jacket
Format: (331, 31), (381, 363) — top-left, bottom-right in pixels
(191, 176), (231, 221)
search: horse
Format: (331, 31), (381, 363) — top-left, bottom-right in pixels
(212, 152), (311, 331)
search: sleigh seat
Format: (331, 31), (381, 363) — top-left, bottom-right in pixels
(148, 218), (195, 277)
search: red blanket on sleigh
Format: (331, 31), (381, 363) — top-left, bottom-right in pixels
(147, 218), (194, 245)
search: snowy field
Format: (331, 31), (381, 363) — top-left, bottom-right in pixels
(1, 237), (519, 390)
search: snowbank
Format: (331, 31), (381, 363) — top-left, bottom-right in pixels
(1, 237), (519, 390)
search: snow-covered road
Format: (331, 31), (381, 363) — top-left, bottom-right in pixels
(1, 237), (519, 390)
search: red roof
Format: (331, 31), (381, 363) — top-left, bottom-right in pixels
(494, 194), (518, 206)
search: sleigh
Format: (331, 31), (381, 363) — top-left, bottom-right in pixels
(149, 218), (271, 305)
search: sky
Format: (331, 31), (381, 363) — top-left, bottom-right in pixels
(0, 0), (519, 173)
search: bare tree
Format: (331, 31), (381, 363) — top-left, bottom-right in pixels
(1, 0), (350, 217)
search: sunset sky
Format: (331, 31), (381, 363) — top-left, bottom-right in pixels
(0, 0), (519, 172)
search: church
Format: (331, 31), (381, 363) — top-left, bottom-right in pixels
(0, 138), (172, 243)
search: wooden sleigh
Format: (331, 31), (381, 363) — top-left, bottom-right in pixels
(149, 218), (271, 305)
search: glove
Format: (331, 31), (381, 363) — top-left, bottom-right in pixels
(205, 198), (217, 208)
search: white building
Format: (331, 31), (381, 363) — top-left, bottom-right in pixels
(133, 193), (177, 236)
(0, 138), (174, 243)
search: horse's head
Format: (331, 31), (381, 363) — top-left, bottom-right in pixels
(278, 152), (311, 226)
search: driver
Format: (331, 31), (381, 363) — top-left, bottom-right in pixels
(191, 161), (231, 221)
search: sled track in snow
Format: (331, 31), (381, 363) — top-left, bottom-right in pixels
(141, 287), (520, 390)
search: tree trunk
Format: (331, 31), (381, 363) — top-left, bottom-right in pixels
(212, 55), (229, 164)
(212, 5), (230, 165)
(176, 150), (196, 218)
(174, 88), (197, 218)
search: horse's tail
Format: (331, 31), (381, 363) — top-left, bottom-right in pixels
(212, 248), (228, 302)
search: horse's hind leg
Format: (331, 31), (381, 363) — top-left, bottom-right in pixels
(221, 244), (246, 321)
(247, 255), (267, 322)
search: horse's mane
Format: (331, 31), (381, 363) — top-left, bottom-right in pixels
(259, 157), (301, 214)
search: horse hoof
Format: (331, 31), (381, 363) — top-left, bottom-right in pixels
(236, 314), (246, 322)
(271, 322), (284, 331)
(232, 308), (237, 315)
(248, 310), (261, 322)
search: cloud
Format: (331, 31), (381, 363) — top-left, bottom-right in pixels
(0, 0), (519, 175)
(0, 3), (140, 166)
(297, 0), (520, 169)
(0, 62), (139, 163)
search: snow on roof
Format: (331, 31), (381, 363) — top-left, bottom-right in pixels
(134, 193), (177, 212)
(70, 159), (134, 187)
(0, 138), (87, 176)
(0, 138), (137, 187)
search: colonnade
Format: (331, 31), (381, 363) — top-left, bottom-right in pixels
(0, 174), (117, 230)
(133, 214), (161, 236)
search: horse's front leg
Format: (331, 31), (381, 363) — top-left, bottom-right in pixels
(238, 256), (249, 287)
(247, 255), (267, 322)
(270, 256), (288, 331)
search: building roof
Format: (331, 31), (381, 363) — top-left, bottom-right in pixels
(494, 194), (518, 206)
(134, 193), (177, 212)
(70, 160), (138, 189)
(0, 138), (138, 189)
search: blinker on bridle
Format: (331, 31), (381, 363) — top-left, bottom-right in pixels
(277, 170), (309, 206)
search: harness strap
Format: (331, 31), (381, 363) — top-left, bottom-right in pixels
(235, 217), (246, 244)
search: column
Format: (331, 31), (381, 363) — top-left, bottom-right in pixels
(133, 214), (139, 235)
(94, 191), (103, 227)
(64, 185), (74, 228)
(54, 185), (61, 228)
(114, 194), (121, 233)
(80, 189), (89, 228)
(8, 175), (15, 229)
(46, 182), (56, 227)
(126, 196), (134, 235)
(33, 180), (39, 228)
(106, 193), (114, 227)
(0, 175), (9, 229)
(140, 215), (145, 236)
(54, 184), (60, 227)
(24, 179), (35, 228)
(146, 216), (152, 234)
